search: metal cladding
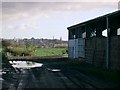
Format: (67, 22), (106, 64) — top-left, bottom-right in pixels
(68, 38), (85, 59)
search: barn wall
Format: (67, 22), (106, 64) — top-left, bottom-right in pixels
(68, 39), (75, 59)
(78, 38), (85, 58)
(85, 37), (106, 67)
(85, 36), (120, 69)
(68, 36), (120, 69)
(110, 36), (120, 69)
(68, 39), (79, 59)
(68, 38), (85, 59)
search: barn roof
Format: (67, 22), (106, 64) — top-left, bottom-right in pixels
(67, 10), (120, 30)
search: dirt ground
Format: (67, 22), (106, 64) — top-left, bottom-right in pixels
(2, 57), (120, 89)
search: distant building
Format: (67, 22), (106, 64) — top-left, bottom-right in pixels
(60, 37), (62, 41)
(54, 43), (68, 48)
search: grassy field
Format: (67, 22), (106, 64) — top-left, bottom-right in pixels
(32, 48), (67, 57)
(6, 46), (68, 57)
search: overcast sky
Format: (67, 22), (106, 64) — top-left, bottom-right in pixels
(1, 0), (120, 40)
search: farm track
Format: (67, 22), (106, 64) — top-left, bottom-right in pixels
(2, 57), (119, 89)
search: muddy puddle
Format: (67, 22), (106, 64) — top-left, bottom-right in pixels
(9, 61), (43, 69)
(47, 68), (61, 72)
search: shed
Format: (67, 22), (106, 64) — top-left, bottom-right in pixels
(67, 10), (120, 69)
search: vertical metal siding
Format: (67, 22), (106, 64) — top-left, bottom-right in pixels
(75, 39), (78, 58)
(68, 39), (74, 58)
(78, 38), (85, 58)
(68, 38), (85, 59)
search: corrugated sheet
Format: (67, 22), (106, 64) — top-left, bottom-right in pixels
(78, 38), (85, 58)
(68, 38), (85, 59)
(68, 39), (75, 58)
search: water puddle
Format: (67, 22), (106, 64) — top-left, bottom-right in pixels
(0, 70), (3, 81)
(0, 78), (3, 81)
(51, 69), (61, 72)
(9, 61), (43, 69)
(47, 68), (61, 72)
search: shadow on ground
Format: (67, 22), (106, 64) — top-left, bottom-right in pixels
(2, 57), (120, 89)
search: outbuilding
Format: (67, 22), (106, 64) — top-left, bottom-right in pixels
(67, 10), (120, 69)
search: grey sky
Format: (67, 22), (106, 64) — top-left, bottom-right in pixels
(1, 0), (120, 40)
(2, 2), (118, 22)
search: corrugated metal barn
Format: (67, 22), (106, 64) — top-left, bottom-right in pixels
(67, 10), (120, 69)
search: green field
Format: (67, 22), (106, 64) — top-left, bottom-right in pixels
(33, 48), (67, 57)
(6, 46), (68, 57)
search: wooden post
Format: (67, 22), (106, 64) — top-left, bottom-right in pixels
(74, 34), (76, 58)
(106, 16), (110, 69)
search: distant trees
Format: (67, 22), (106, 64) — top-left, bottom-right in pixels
(1, 42), (12, 69)
(2, 38), (68, 48)
(7, 46), (33, 57)
(2, 40), (11, 47)
(1, 38), (68, 58)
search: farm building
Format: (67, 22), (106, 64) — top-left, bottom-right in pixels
(67, 10), (120, 69)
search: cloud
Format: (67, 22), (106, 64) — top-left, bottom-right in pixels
(18, 23), (38, 30)
(9, 22), (39, 30)
(2, 0), (120, 2)
(2, 2), (118, 22)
